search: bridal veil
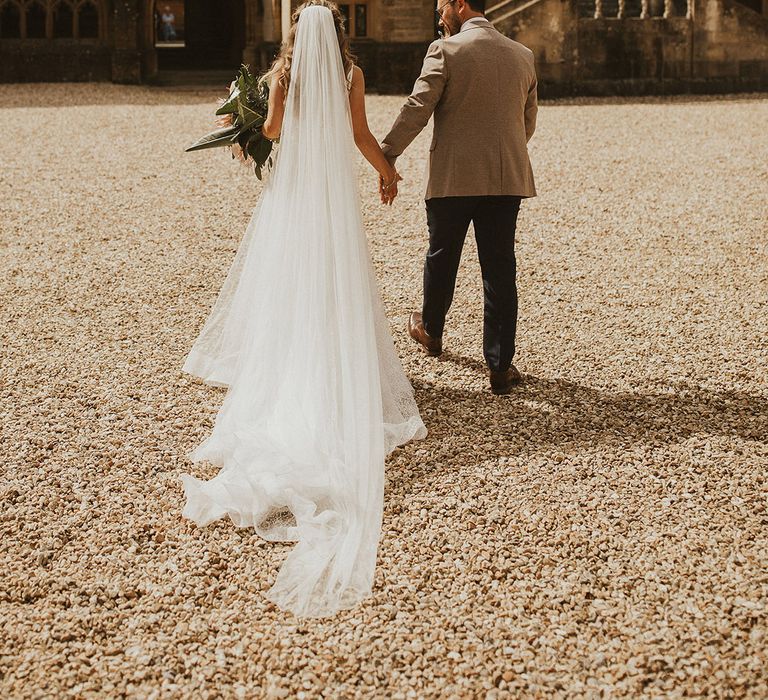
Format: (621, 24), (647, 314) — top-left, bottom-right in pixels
(179, 5), (426, 617)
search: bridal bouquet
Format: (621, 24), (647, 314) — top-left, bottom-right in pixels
(185, 64), (276, 180)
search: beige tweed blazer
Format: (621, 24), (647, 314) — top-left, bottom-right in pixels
(381, 18), (537, 200)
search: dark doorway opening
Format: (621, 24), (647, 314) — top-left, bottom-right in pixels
(155, 0), (246, 72)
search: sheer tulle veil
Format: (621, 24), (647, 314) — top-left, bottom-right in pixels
(178, 5), (426, 617)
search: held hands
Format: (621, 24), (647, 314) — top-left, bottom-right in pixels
(379, 170), (403, 206)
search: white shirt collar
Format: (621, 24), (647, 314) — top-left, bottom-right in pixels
(459, 16), (490, 32)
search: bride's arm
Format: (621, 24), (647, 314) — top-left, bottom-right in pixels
(261, 74), (286, 141)
(349, 66), (398, 187)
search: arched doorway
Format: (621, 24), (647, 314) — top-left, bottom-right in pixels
(143, 0), (246, 79)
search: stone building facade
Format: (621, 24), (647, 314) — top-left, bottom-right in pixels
(0, 0), (766, 93)
(491, 0), (768, 94)
(0, 0), (439, 92)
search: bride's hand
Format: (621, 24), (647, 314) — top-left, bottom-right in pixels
(379, 170), (402, 206)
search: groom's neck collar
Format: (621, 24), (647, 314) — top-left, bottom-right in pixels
(459, 15), (489, 31)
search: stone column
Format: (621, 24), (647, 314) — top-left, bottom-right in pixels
(242, 0), (262, 69)
(267, 0), (279, 41)
(112, 0), (142, 83)
(140, 0), (158, 80)
(280, 0), (290, 40)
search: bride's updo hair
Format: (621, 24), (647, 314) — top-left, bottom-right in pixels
(261, 0), (356, 94)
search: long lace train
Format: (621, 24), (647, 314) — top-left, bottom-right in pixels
(178, 5), (426, 618)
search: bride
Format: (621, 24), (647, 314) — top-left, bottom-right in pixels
(179, 0), (427, 618)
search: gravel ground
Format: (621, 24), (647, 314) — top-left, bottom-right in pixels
(1, 83), (767, 698)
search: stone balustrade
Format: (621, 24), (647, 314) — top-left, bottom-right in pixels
(585, 0), (693, 18)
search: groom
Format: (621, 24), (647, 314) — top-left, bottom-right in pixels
(380, 0), (537, 395)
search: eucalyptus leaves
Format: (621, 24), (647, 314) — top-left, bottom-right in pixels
(185, 64), (276, 180)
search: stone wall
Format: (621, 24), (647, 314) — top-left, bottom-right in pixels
(576, 18), (693, 84)
(254, 0), (435, 93)
(111, 0), (142, 84)
(379, 0), (436, 42)
(0, 0), (121, 83)
(1, 0), (766, 94)
(496, 0), (768, 95)
(0, 41), (112, 82)
(353, 40), (432, 93)
(692, 0), (768, 84)
(495, 0), (579, 85)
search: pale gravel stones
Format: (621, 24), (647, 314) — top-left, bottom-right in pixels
(1, 83), (767, 698)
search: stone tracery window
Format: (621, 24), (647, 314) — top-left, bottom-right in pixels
(77, 0), (98, 39)
(0, 1), (22, 38)
(53, 0), (74, 38)
(0, 0), (101, 40)
(26, 0), (47, 37)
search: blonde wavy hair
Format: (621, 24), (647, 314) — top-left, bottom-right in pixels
(261, 0), (356, 94)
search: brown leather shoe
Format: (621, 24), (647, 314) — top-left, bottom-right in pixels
(408, 312), (442, 356)
(489, 365), (522, 395)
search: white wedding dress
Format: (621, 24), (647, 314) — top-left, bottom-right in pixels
(178, 6), (427, 618)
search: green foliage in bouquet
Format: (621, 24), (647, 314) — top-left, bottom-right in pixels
(185, 64), (276, 180)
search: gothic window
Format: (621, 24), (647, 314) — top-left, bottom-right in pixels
(53, 1), (74, 38)
(0, 1), (22, 38)
(77, 0), (98, 39)
(339, 2), (368, 38)
(354, 3), (367, 37)
(0, 0), (101, 40)
(25, 0), (46, 38)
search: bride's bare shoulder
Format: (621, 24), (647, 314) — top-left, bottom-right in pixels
(349, 64), (365, 90)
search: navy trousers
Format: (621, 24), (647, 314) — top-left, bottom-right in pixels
(422, 195), (522, 373)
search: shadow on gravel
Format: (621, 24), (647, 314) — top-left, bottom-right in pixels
(410, 351), (767, 457)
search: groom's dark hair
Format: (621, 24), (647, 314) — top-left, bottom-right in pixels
(465, 0), (486, 11)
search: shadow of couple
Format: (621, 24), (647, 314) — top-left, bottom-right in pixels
(405, 350), (766, 461)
